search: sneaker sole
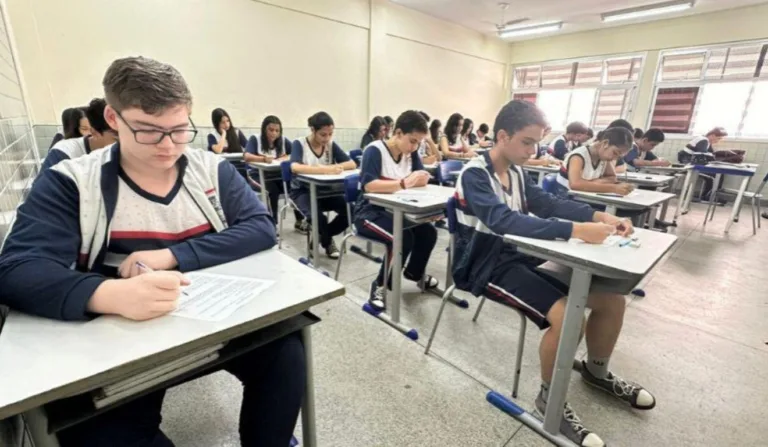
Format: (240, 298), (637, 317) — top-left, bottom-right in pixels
(581, 376), (656, 410)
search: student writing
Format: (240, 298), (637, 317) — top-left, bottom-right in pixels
(680, 127), (728, 204)
(475, 123), (493, 148)
(289, 111), (356, 259)
(417, 111), (441, 165)
(551, 121), (589, 160)
(355, 110), (439, 311)
(439, 113), (475, 160)
(624, 128), (670, 169)
(360, 116), (387, 149)
(0, 56), (302, 447)
(461, 118), (477, 146)
(454, 99), (655, 447)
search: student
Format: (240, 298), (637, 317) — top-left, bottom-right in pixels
(360, 116), (387, 149)
(49, 107), (91, 149)
(0, 56), (301, 447)
(245, 115), (297, 225)
(634, 128), (645, 141)
(461, 118), (477, 146)
(551, 121), (589, 160)
(680, 127), (728, 203)
(607, 119), (636, 174)
(574, 128), (594, 148)
(207, 108), (248, 154)
(290, 112), (356, 259)
(440, 113), (475, 160)
(383, 115), (394, 138)
(555, 127), (635, 198)
(416, 111), (441, 165)
(525, 126), (560, 167)
(624, 128), (670, 169)
(41, 98), (118, 170)
(454, 99), (654, 447)
(475, 123), (493, 148)
(355, 111), (438, 310)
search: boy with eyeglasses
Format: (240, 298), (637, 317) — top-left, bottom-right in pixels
(0, 57), (303, 447)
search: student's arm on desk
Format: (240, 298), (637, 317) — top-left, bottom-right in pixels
(289, 140), (342, 174)
(169, 161), (276, 272)
(332, 143), (357, 170)
(461, 168), (574, 240)
(208, 133), (226, 154)
(567, 155), (622, 193)
(0, 170), (108, 320)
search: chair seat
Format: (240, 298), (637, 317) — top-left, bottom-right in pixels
(743, 192), (762, 199)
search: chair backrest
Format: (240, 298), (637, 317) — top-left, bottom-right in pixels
(541, 173), (559, 194)
(280, 160), (293, 183)
(446, 196), (458, 234)
(343, 174), (361, 204)
(437, 160), (463, 185)
(350, 149), (363, 167)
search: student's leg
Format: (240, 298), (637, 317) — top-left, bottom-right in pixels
(295, 192), (329, 239)
(354, 214), (395, 287)
(266, 182), (281, 225)
(58, 390), (172, 447)
(223, 332), (306, 447)
(402, 223), (438, 285)
(323, 196), (350, 238)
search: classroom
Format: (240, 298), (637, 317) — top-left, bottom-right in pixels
(0, 0), (766, 446)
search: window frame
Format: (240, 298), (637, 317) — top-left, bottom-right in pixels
(511, 52), (646, 132)
(647, 39), (768, 140)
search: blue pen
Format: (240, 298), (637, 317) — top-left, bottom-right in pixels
(618, 239), (632, 247)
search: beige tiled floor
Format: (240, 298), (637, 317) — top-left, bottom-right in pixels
(160, 199), (768, 446)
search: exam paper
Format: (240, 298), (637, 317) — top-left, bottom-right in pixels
(172, 272), (274, 322)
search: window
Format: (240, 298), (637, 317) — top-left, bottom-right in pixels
(649, 41), (768, 137)
(511, 55), (643, 131)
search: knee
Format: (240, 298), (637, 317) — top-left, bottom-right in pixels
(590, 293), (626, 318)
(274, 332), (306, 375)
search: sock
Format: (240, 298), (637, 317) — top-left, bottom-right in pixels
(586, 355), (610, 379)
(540, 382), (550, 402)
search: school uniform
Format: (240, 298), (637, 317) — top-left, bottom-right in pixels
(442, 134), (466, 156)
(207, 130), (248, 154)
(359, 131), (377, 150)
(453, 152), (594, 329)
(466, 133), (478, 146)
(48, 132), (64, 149)
(289, 138), (350, 248)
(41, 136), (100, 171)
(550, 134), (573, 160)
(245, 135), (294, 222)
(624, 143), (658, 169)
(354, 140), (437, 288)
(0, 144), (303, 447)
(555, 146), (607, 197)
(679, 136), (720, 200)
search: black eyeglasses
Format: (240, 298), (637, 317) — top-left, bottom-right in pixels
(115, 110), (198, 145)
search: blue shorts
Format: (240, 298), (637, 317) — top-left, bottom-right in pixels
(484, 255), (568, 330)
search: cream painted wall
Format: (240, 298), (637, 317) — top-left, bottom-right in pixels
(7, 0), (510, 131)
(507, 3), (768, 128)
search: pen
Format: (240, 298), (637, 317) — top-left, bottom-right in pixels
(596, 193), (622, 197)
(135, 261), (189, 296)
(619, 239), (632, 247)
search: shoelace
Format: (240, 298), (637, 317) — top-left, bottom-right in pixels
(608, 373), (639, 397)
(563, 403), (589, 436)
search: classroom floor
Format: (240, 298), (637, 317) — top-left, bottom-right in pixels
(159, 200), (768, 447)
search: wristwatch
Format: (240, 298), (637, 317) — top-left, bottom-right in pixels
(400, 179), (406, 190)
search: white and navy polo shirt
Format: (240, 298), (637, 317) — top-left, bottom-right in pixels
(557, 146), (608, 189)
(354, 140), (424, 221)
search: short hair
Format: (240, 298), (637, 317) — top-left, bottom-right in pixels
(477, 123), (489, 134)
(308, 111), (334, 130)
(61, 107), (86, 139)
(102, 56), (192, 114)
(706, 127), (728, 138)
(607, 119), (634, 133)
(598, 127), (634, 151)
(634, 128), (645, 140)
(586, 128), (594, 139)
(493, 100), (547, 139)
(418, 111), (430, 122)
(84, 98), (110, 134)
(394, 110), (428, 135)
(383, 115), (394, 126)
(565, 121), (589, 135)
(643, 128), (665, 143)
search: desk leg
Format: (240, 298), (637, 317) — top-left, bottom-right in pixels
(362, 208), (418, 339)
(648, 206), (657, 229)
(301, 326), (317, 447)
(23, 407), (61, 447)
(681, 171), (697, 214)
(537, 173), (545, 187)
(543, 269), (592, 435)
(310, 183), (320, 262)
(258, 168), (269, 213)
(703, 174), (721, 227)
(725, 176), (750, 234)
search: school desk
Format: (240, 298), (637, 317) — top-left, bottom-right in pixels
(248, 160), (283, 211)
(497, 228), (677, 445)
(0, 250), (345, 447)
(569, 189), (675, 228)
(362, 185), (462, 338)
(522, 165), (561, 186)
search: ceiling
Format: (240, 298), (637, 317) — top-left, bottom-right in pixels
(390, 0), (768, 41)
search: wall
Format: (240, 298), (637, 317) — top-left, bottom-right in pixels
(7, 0), (510, 151)
(0, 0), (37, 247)
(508, 3), (768, 192)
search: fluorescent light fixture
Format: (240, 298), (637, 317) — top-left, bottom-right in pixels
(602, 0), (694, 23)
(498, 21), (563, 38)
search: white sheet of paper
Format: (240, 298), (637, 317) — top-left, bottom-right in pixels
(172, 272), (274, 322)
